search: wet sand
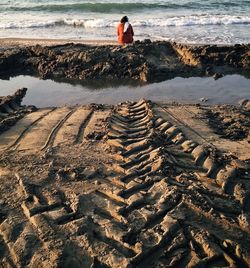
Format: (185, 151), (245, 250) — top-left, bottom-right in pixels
(0, 38), (116, 48)
(0, 40), (249, 84)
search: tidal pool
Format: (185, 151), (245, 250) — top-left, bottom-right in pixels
(0, 75), (249, 107)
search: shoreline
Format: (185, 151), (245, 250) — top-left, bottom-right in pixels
(0, 37), (246, 48)
(0, 38), (117, 48)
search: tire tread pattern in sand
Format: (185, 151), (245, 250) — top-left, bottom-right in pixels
(0, 100), (249, 267)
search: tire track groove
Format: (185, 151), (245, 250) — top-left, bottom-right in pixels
(5, 108), (56, 151)
(41, 108), (76, 150)
(75, 109), (94, 143)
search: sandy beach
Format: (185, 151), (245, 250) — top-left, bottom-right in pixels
(1, 0), (250, 266)
(0, 25), (250, 268)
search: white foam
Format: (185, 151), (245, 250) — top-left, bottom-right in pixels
(0, 20), (63, 29)
(133, 15), (250, 27)
(63, 15), (250, 28)
(63, 18), (116, 28)
(1, 14), (249, 29)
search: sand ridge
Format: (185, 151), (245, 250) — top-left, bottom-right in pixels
(0, 41), (249, 83)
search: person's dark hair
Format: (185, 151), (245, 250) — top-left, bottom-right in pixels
(120, 16), (128, 23)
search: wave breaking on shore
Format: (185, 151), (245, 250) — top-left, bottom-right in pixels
(1, 15), (250, 30)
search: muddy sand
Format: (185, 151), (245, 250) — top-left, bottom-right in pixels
(0, 89), (249, 267)
(0, 40), (249, 83)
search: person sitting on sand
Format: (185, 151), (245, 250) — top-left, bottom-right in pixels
(117, 16), (134, 45)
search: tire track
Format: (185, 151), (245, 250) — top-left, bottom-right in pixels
(0, 215), (40, 267)
(13, 175), (90, 267)
(6, 108), (56, 151)
(157, 103), (211, 144)
(74, 109), (94, 144)
(1, 100), (249, 267)
(89, 100), (250, 267)
(154, 103), (250, 199)
(88, 100), (183, 266)
(41, 108), (76, 150)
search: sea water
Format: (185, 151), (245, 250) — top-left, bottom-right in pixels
(0, 0), (250, 44)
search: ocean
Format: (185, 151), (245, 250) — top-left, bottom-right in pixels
(0, 0), (250, 44)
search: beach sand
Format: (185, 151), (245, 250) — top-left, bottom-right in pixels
(0, 39), (250, 267)
(0, 90), (250, 267)
(0, 37), (117, 48)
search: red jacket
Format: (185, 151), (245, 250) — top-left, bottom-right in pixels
(117, 23), (134, 45)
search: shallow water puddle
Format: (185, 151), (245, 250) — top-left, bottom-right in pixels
(0, 75), (249, 107)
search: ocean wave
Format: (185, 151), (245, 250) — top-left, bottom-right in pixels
(1, 3), (193, 13)
(1, 0), (249, 15)
(143, 15), (250, 27)
(2, 1), (245, 13)
(1, 15), (250, 29)
(67, 15), (250, 27)
(0, 20), (64, 29)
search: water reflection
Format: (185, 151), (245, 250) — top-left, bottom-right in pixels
(0, 75), (249, 107)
